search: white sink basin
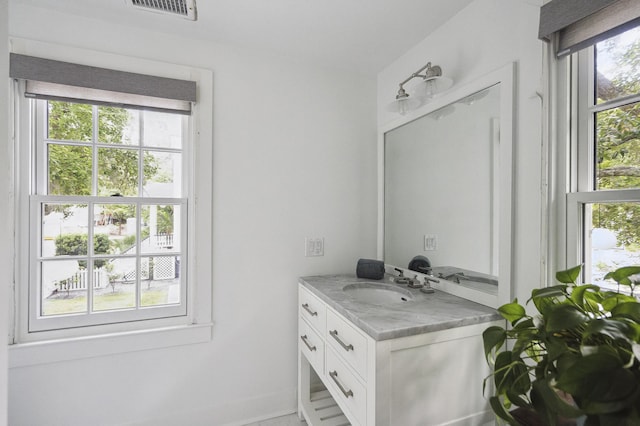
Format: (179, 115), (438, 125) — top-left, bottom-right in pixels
(342, 283), (413, 305)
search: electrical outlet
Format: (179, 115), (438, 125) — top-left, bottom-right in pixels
(424, 234), (437, 251)
(305, 237), (324, 257)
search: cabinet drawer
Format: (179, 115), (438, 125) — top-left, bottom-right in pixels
(326, 310), (367, 379)
(299, 286), (326, 335)
(326, 346), (366, 426)
(299, 317), (325, 375)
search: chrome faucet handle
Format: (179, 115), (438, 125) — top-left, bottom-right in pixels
(424, 275), (440, 284)
(420, 274), (437, 294)
(408, 275), (423, 289)
(394, 268), (405, 277)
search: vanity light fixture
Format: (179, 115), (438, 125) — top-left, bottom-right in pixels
(386, 62), (453, 115)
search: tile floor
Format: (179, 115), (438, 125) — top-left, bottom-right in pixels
(244, 413), (307, 426)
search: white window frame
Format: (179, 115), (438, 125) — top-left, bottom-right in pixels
(28, 99), (189, 332)
(562, 30), (640, 282)
(8, 40), (213, 367)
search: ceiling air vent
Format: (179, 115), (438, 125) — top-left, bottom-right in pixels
(129, 0), (197, 21)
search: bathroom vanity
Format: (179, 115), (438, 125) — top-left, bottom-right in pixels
(297, 62), (516, 425)
(297, 275), (502, 426)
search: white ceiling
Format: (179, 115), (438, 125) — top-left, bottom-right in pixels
(12, 0), (474, 74)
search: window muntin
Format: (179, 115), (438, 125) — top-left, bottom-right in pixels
(31, 99), (187, 332)
(571, 26), (640, 291)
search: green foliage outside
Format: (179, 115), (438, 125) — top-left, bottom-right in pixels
(55, 233), (110, 269)
(594, 36), (640, 247)
(47, 101), (158, 197)
(157, 205), (174, 234)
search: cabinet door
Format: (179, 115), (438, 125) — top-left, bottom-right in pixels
(299, 286), (327, 335)
(299, 317), (325, 375)
(326, 310), (367, 380)
(326, 346), (367, 426)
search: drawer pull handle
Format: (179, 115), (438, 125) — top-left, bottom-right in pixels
(300, 335), (316, 352)
(301, 303), (318, 317)
(329, 371), (354, 398)
(329, 330), (354, 352)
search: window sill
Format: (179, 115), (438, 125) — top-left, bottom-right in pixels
(8, 322), (213, 368)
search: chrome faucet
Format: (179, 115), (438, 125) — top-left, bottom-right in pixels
(440, 272), (466, 284)
(439, 271), (498, 286)
(423, 275), (440, 284)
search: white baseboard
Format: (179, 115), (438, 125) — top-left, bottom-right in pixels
(122, 388), (297, 426)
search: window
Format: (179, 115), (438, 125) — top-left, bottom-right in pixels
(30, 100), (187, 331)
(567, 25), (640, 292)
(9, 49), (213, 357)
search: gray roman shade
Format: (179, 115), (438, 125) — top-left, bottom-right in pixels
(9, 53), (197, 113)
(539, 0), (640, 57)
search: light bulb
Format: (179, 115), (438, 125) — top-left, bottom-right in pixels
(386, 91), (421, 115)
(424, 79), (436, 99)
(415, 76), (454, 100)
(397, 98), (411, 115)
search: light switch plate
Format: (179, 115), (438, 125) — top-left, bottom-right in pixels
(424, 234), (437, 251)
(305, 237), (324, 257)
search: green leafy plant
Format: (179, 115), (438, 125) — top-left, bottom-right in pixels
(483, 265), (640, 425)
(55, 233), (111, 268)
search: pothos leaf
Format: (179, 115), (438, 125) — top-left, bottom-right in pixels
(545, 305), (589, 333)
(602, 293), (639, 311)
(483, 326), (506, 362)
(604, 266), (640, 285)
(498, 301), (527, 325)
(611, 302), (640, 323)
(556, 265), (582, 284)
(489, 396), (517, 424)
(570, 284), (600, 309)
(495, 351), (531, 395)
(583, 319), (633, 342)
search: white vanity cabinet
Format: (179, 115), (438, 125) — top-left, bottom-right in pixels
(298, 282), (501, 426)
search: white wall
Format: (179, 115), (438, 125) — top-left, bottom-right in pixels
(7, 4), (377, 426)
(7, 0), (547, 424)
(378, 0), (545, 304)
(0, 0), (9, 424)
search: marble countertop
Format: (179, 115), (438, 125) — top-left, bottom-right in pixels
(299, 274), (502, 341)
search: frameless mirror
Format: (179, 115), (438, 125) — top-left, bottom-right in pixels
(378, 64), (514, 308)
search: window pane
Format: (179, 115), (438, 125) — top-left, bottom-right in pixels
(595, 26), (640, 104)
(143, 151), (182, 197)
(48, 144), (92, 195)
(98, 147), (139, 196)
(40, 260), (87, 316)
(141, 255), (180, 307)
(34, 99), (188, 331)
(142, 111), (182, 148)
(587, 202), (640, 293)
(141, 205), (180, 253)
(98, 106), (139, 145)
(47, 101), (93, 142)
(94, 204), (137, 255)
(595, 102), (640, 190)
(43, 204), (89, 258)
(93, 257), (136, 311)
